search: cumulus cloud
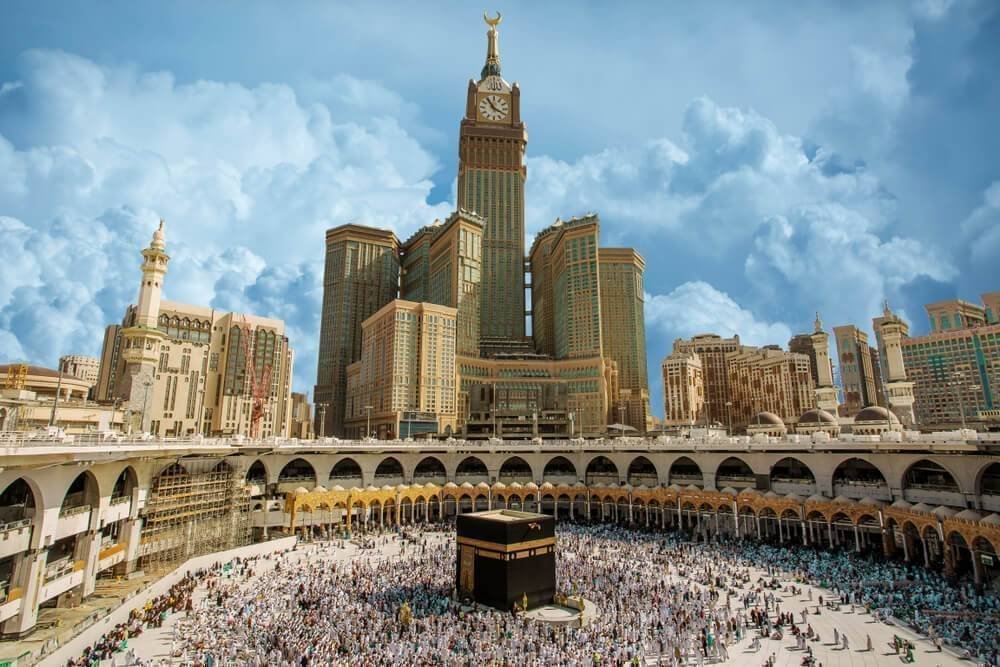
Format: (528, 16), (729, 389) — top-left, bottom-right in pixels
(0, 50), (452, 391)
(645, 282), (792, 348)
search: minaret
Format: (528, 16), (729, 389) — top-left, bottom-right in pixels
(873, 302), (916, 426)
(810, 312), (840, 415)
(118, 221), (170, 433)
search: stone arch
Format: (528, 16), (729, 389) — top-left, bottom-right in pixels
(627, 456), (659, 487)
(455, 456), (489, 481)
(330, 457), (363, 484)
(903, 459), (960, 493)
(0, 477), (38, 528)
(668, 456), (702, 486)
(110, 466), (139, 501)
(585, 456), (619, 485)
(60, 470), (100, 514)
(278, 458), (317, 485)
(770, 457), (815, 485)
(716, 457), (754, 488)
(246, 460), (268, 484)
(374, 457), (404, 482)
(413, 456), (447, 482)
(499, 456), (533, 483)
(831, 457), (889, 494)
(976, 461), (1000, 497)
(542, 456), (577, 481)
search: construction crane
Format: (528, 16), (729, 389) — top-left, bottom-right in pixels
(238, 317), (273, 439)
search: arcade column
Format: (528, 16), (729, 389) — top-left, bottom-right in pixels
(0, 549), (47, 638)
(79, 530), (102, 597)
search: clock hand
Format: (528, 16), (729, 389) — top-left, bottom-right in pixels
(488, 99), (501, 113)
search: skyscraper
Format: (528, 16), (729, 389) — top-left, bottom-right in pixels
(427, 210), (484, 356)
(314, 224), (400, 436)
(672, 334), (741, 426)
(457, 13), (527, 346)
(662, 350), (704, 425)
(599, 247), (649, 431)
(833, 325), (878, 417)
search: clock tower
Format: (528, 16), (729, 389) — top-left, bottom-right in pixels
(457, 12), (528, 346)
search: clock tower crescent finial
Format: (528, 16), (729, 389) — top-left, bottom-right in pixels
(481, 11), (503, 79)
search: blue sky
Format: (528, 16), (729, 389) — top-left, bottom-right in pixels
(1, 1), (998, 416)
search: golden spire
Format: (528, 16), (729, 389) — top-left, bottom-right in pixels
(482, 11), (502, 79)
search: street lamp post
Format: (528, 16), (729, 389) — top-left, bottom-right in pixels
(725, 401), (733, 436)
(48, 367), (64, 428)
(365, 405), (373, 440)
(139, 378), (153, 434)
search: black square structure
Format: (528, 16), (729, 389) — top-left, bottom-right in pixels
(455, 509), (556, 611)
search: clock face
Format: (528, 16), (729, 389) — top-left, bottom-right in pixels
(478, 94), (509, 121)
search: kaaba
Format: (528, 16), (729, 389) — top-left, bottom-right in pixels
(455, 509), (556, 611)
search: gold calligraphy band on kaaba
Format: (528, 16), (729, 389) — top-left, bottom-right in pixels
(456, 536), (556, 553)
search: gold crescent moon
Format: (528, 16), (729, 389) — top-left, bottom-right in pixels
(484, 11), (502, 27)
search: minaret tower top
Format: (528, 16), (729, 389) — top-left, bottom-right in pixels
(135, 219), (170, 329)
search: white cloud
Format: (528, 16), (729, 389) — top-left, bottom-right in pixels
(0, 50), (453, 391)
(645, 282), (792, 348)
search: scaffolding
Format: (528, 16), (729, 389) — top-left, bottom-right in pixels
(138, 458), (250, 574)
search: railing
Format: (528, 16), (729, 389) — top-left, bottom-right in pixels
(0, 518), (31, 534)
(58, 505), (91, 519)
(110, 495), (131, 506)
(43, 558), (75, 583)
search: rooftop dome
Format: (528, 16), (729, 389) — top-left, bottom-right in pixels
(294, 487), (309, 495)
(667, 483), (682, 491)
(476, 482), (491, 489)
(685, 484), (700, 491)
(460, 482), (474, 489)
(738, 488), (758, 496)
(954, 509), (982, 521)
(364, 485), (378, 492)
(799, 408), (837, 424)
(332, 485), (345, 492)
(380, 485), (394, 492)
(525, 482), (539, 490)
(313, 485), (327, 493)
(785, 493), (803, 503)
(859, 497), (884, 507)
(720, 487), (738, 495)
(540, 481), (555, 490)
(444, 482), (458, 489)
(764, 491), (780, 499)
(981, 513), (1000, 526)
(910, 502), (932, 513)
(752, 411), (785, 426)
(806, 494), (826, 503)
(931, 506), (957, 518)
(890, 499), (912, 509)
(509, 481), (523, 489)
(855, 406), (900, 423)
(832, 495), (852, 504)
(492, 481), (506, 489)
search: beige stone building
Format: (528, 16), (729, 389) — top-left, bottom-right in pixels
(672, 334), (740, 425)
(833, 324), (879, 417)
(599, 248), (649, 431)
(661, 350), (704, 426)
(97, 224), (294, 437)
(57, 355), (100, 388)
(289, 392), (313, 440)
(345, 300), (458, 439)
(726, 346), (816, 431)
(314, 225), (400, 437)
(427, 210), (484, 357)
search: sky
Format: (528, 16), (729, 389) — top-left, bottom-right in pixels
(1, 1), (998, 417)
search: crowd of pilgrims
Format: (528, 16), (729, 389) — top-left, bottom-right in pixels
(64, 522), (999, 666)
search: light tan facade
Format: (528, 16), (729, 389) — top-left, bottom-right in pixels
(662, 350), (705, 425)
(672, 334), (740, 425)
(458, 353), (613, 438)
(726, 346), (816, 430)
(99, 225), (294, 438)
(314, 225), (400, 437)
(57, 356), (100, 388)
(345, 300), (458, 439)
(833, 325), (879, 417)
(926, 298), (987, 332)
(428, 211), (484, 356)
(289, 392), (313, 440)
(457, 17), (527, 345)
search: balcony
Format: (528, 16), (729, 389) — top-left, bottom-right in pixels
(55, 506), (92, 540)
(39, 559), (85, 603)
(771, 479), (818, 496)
(97, 542), (127, 572)
(902, 484), (965, 507)
(103, 497), (132, 523)
(0, 585), (23, 624)
(833, 480), (892, 501)
(0, 519), (32, 560)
